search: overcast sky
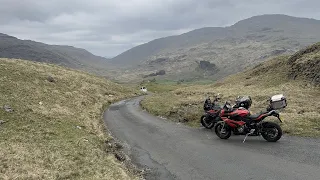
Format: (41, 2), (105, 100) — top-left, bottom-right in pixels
(1, 0), (320, 57)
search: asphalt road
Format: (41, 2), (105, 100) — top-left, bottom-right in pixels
(104, 96), (320, 180)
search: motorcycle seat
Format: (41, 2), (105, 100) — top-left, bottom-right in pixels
(248, 110), (268, 119)
(248, 114), (261, 119)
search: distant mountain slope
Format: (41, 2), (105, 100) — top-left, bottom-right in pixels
(0, 33), (110, 75)
(108, 14), (320, 82)
(110, 27), (228, 67)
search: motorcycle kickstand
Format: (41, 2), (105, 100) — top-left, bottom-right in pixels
(243, 129), (255, 143)
(243, 134), (249, 143)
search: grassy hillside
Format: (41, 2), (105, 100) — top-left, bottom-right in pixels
(141, 43), (320, 137)
(108, 15), (320, 82)
(0, 58), (141, 179)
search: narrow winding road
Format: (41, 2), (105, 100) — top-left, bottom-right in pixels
(104, 96), (320, 180)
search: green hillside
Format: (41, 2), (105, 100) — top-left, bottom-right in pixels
(0, 58), (140, 179)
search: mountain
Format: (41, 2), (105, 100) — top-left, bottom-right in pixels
(0, 33), (111, 75)
(108, 14), (320, 82)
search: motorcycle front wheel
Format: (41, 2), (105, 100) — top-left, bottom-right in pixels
(215, 122), (231, 139)
(200, 115), (215, 129)
(261, 122), (282, 142)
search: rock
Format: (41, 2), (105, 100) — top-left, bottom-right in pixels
(0, 120), (6, 124)
(105, 138), (115, 144)
(156, 70), (166, 76)
(148, 57), (168, 65)
(3, 105), (13, 112)
(39, 102), (43, 105)
(114, 142), (123, 150)
(76, 126), (82, 129)
(47, 76), (55, 83)
(143, 70), (166, 78)
(114, 152), (126, 161)
(179, 118), (189, 123)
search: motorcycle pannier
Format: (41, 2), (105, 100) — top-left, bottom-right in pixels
(270, 94), (287, 110)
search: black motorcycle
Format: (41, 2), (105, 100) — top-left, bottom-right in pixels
(200, 95), (222, 129)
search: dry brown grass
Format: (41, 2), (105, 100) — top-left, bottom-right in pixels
(141, 55), (320, 137)
(0, 58), (141, 179)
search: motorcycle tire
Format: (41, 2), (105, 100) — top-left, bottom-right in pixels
(200, 115), (215, 129)
(261, 122), (282, 142)
(215, 122), (231, 139)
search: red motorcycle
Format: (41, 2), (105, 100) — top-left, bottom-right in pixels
(214, 94), (287, 142)
(201, 95), (252, 129)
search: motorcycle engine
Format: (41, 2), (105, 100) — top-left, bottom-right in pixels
(237, 126), (245, 133)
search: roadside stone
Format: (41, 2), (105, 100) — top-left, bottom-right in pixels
(114, 142), (123, 150)
(105, 138), (115, 145)
(3, 105), (13, 112)
(47, 76), (55, 83)
(179, 118), (189, 123)
(107, 143), (113, 148)
(114, 152), (126, 161)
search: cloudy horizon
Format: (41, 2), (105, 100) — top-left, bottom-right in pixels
(1, 0), (320, 58)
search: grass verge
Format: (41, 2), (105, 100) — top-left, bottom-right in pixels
(0, 58), (142, 179)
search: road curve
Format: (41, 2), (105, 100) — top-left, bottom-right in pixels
(104, 96), (320, 180)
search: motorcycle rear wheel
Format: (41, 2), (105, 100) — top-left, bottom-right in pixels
(200, 115), (215, 129)
(261, 122), (282, 142)
(215, 123), (231, 139)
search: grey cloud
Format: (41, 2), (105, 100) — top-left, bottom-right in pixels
(0, 0), (320, 57)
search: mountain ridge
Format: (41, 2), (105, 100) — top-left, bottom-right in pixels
(0, 33), (111, 75)
(107, 14), (320, 82)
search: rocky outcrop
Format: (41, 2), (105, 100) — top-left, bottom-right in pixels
(195, 60), (219, 75)
(148, 57), (169, 65)
(143, 70), (166, 78)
